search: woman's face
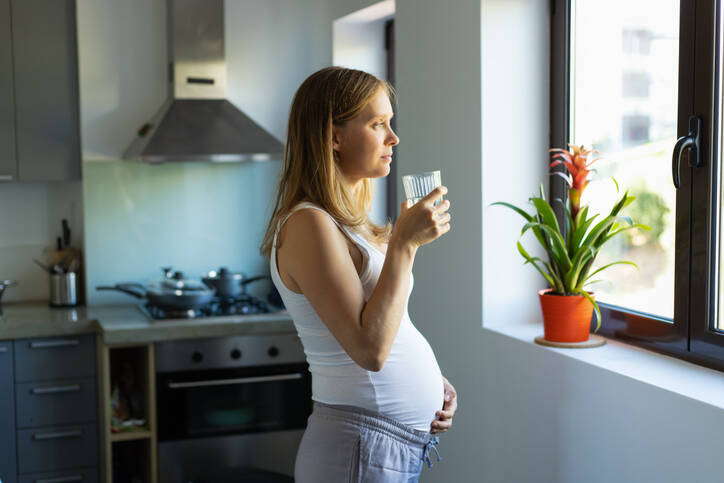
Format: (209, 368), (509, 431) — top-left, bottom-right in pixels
(332, 89), (399, 186)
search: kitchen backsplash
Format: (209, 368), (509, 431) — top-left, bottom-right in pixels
(0, 182), (83, 303)
(84, 160), (281, 305)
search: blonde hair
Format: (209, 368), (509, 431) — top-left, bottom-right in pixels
(260, 66), (395, 258)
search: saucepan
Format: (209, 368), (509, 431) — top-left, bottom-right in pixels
(202, 267), (269, 298)
(97, 270), (216, 310)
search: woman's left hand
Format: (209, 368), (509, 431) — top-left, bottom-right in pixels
(431, 376), (457, 434)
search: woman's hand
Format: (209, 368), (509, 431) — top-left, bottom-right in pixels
(391, 186), (451, 251)
(431, 376), (457, 434)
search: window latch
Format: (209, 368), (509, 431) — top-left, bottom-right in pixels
(672, 116), (703, 189)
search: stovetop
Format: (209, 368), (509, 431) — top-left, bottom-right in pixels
(141, 294), (282, 321)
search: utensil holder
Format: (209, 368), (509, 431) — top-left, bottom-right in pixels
(50, 272), (78, 307)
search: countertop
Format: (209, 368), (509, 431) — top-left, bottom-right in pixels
(0, 302), (295, 345)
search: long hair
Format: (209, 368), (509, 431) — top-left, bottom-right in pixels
(260, 66), (395, 258)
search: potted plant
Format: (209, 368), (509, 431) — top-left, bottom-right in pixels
(493, 145), (648, 342)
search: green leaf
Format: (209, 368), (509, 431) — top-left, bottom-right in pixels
(521, 221), (572, 274)
(517, 241), (558, 290)
(575, 289), (602, 333)
(583, 279), (610, 287)
(601, 224), (651, 245)
(491, 201), (547, 249)
(571, 212), (598, 252)
(585, 260), (638, 281)
(530, 197), (562, 236)
(565, 246), (595, 289)
(581, 215), (617, 250)
(490, 201), (534, 222)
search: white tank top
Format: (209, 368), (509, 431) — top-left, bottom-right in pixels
(270, 202), (444, 431)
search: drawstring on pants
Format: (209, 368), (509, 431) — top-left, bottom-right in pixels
(423, 436), (442, 468)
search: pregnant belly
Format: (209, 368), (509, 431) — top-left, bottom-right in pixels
(373, 330), (445, 431)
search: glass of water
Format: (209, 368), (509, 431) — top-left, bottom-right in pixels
(402, 170), (442, 205)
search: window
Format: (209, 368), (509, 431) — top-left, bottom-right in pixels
(551, 0), (724, 371)
(622, 72), (651, 98)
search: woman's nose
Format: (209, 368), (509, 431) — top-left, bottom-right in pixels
(387, 129), (400, 146)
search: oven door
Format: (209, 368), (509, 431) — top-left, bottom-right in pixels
(156, 362), (312, 441)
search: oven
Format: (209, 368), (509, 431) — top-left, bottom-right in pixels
(155, 333), (311, 483)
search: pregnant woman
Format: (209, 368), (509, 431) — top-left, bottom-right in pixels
(261, 66), (458, 482)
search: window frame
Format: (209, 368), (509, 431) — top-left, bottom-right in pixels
(550, 0), (724, 372)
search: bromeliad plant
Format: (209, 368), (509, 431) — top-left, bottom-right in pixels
(493, 144), (649, 331)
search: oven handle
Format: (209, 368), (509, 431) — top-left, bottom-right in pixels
(167, 372), (303, 389)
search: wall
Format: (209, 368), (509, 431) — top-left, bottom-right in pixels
(333, 2), (394, 225)
(477, 329), (724, 483)
(393, 1), (486, 481)
(77, 0), (332, 304)
(0, 182), (83, 302)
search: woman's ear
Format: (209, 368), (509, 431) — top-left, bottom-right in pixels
(331, 125), (343, 151)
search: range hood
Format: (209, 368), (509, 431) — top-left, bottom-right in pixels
(123, 0), (284, 163)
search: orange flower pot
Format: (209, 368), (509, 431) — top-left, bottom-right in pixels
(538, 289), (594, 342)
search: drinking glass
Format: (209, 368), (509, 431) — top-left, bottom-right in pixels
(402, 170), (442, 205)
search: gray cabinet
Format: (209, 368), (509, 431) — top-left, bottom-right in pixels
(0, 341), (17, 483)
(0, 0), (16, 181)
(0, 0), (80, 182)
(11, 334), (98, 483)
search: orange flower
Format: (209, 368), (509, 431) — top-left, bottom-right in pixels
(549, 144), (599, 221)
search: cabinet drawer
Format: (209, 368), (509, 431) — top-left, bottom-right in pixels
(14, 336), (95, 382)
(0, 340), (17, 483)
(16, 378), (96, 428)
(18, 467), (97, 483)
(17, 424), (98, 474)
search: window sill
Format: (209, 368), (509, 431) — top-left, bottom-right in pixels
(482, 321), (724, 410)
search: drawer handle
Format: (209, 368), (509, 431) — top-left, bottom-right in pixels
(31, 384), (81, 395)
(0, 346), (7, 353)
(36, 475), (84, 483)
(30, 339), (80, 349)
(32, 429), (82, 440)
(0, 174), (13, 181)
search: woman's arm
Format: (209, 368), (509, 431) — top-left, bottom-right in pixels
(278, 186), (451, 371)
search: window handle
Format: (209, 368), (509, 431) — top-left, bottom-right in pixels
(672, 116), (703, 188)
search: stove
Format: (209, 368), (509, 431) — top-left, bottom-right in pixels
(141, 294), (281, 321)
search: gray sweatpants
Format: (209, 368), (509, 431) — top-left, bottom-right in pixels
(294, 402), (442, 483)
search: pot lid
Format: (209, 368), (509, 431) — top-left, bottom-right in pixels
(203, 267), (245, 281)
(151, 270), (211, 293)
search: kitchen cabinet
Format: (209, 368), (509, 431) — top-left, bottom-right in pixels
(0, 341), (17, 483)
(13, 334), (98, 482)
(99, 342), (158, 483)
(0, 0), (80, 182)
(0, 0), (16, 181)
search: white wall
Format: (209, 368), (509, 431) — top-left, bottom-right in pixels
(76, 0), (167, 161)
(225, 0), (332, 141)
(333, 5), (393, 225)
(478, 330), (724, 483)
(0, 182), (83, 302)
(394, 1), (485, 481)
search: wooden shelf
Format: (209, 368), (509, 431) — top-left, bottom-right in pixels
(98, 338), (157, 483)
(110, 430), (152, 442)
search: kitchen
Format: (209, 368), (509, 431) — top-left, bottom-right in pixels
(2, 1), (724, 483)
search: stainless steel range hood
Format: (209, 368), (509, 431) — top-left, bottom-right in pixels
(123, 0), (284, 163)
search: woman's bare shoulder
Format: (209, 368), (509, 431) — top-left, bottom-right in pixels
(277, 207), (349, 260)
